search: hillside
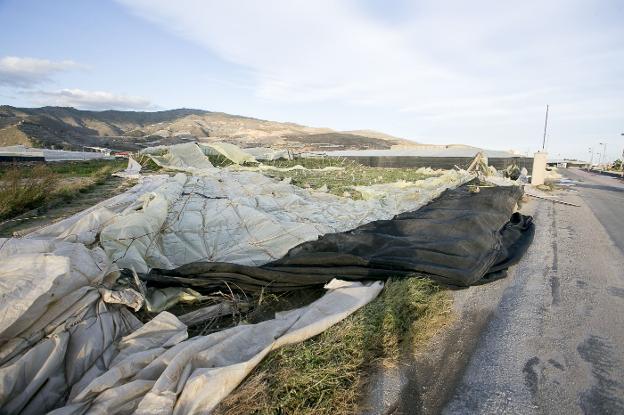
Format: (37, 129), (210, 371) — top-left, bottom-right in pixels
(0, 106), (413, 151)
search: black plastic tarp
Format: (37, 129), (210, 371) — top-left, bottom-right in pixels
(144, 183), (534, 290)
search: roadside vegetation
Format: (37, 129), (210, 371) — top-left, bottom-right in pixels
(215, 278), (452, 415)
(0, 159), (126, 221)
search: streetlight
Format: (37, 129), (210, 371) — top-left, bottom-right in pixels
(620, 133), (624, 177)
(588, 147), (594, 171)
(599, 142), (607, 167)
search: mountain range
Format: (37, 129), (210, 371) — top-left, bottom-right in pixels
(0, 106), (414, 151)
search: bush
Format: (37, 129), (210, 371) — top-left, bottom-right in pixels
(0, 165), (58, 221)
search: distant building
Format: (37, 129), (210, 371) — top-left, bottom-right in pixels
(0, 145), (45, 162)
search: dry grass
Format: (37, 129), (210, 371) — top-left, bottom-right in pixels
(215, 278), (452, 415)
(0, 160), (126, 221)
(0, 165), (57, 220)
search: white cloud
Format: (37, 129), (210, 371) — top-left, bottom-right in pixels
(0, 56), (82, 88)
(115, 1), (624, 160)
(115, 0), (623, 119)
(33, 89), (154, 110)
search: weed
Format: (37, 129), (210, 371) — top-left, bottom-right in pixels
(0, 159), (126, 221)
(0, 165), (57, 220)
(215, 278), (452, 415)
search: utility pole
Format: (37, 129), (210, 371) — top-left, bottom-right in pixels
(542, 105), (549, 150)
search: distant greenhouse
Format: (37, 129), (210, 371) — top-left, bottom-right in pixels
(309, 145), (534, 173)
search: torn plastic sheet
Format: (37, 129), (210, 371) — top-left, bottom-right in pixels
(24, 175), (170, 244)
(145, 184), (534, 290)
(0, 236), (383, 414)
(25, 142), (472, 274)
(243, 147), (290, 161)
(97, 169), (472, 273)
(49, 280), (383, 415)
(0, 239), (142, 415)
(147, 143), (216, 173)
(113, 157), (142, 179)
(198, 142), (257, 165)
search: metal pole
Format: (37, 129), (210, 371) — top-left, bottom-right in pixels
(621, 133), (624, 175)
(542, 105), (549, 150)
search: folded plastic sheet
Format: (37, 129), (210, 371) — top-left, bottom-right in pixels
(25, 175), (170, 245)
(145, 184), (534, 289)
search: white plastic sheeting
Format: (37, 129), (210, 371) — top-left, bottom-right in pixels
(244, 147), (290, 161)
(0, 236), (382, 414)
(94, 169), (470, 273)
(24, 144), (472, 273)
(49, 280), (383, 415)
(0, 143), (474, 413)
(114, 157), (142, 179)
(198, 142), (257, 164)
(0, 239), (142, 415)
(26, 175), (171, 245)
(147, 143), (216, 173)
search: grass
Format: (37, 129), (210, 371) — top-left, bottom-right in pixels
(259, 157), (442, 198)
(0, 159), (126, 221)
(215, 278), (452, 415)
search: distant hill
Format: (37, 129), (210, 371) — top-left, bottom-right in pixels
(0, 106), (413, 151)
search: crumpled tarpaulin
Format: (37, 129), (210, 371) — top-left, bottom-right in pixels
(145, 183), (534, 289)
(25, 142), (472, 274)
(0, 239), (142, 415)
(0, 239), (383, 414)
(48, 280), (382, 415)
(198, 142), (257, 164)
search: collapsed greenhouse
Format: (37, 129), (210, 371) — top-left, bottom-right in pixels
(0, 142), (534, 414)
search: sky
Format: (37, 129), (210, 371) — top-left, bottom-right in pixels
(0, 0), (622, 161)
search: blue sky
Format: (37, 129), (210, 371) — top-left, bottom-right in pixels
(0, 0), (622, 161)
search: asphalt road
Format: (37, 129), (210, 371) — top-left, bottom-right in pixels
(442, 169), (624, 415)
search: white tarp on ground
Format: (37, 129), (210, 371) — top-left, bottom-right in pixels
(25, 175), (170, 245)
(49, 280), (383, 415)
(0, 237), (382, 414)
(29, 145), (471, 273)
(0, 239), (142, 415)
(0, 143), (473, 413)
(100, 171), (471, 273)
